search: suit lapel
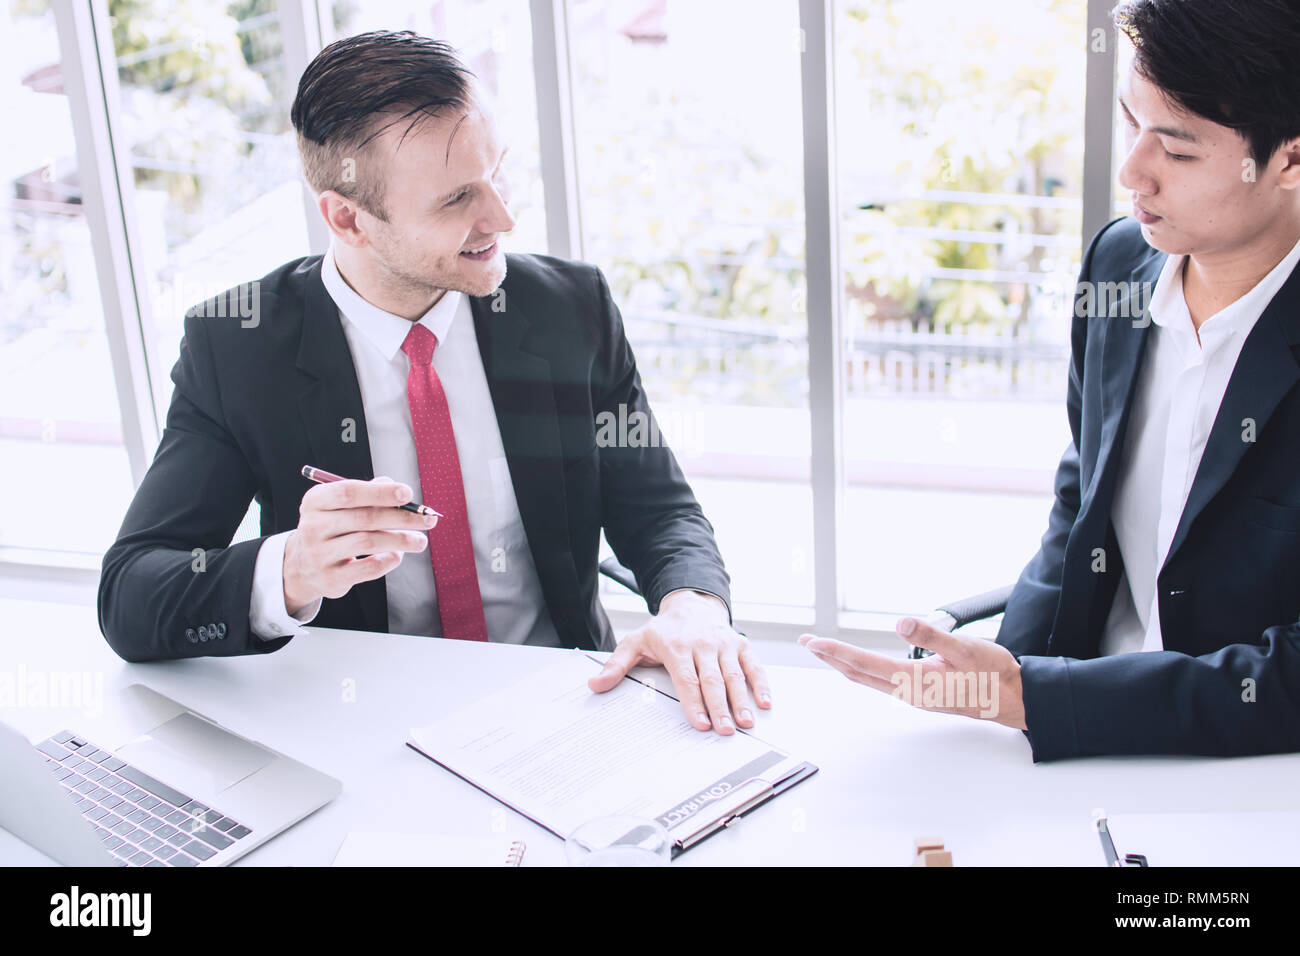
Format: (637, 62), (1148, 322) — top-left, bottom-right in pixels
(1079, 250), (1164, 520)
(469, 283), (584, 643)
(295, 257), (388, 634)
(1050, 250), (1162, 654)
(1162, 264), (1300, 569)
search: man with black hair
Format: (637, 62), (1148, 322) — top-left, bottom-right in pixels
(99, 31), (771, 735)
(802, 0), (1300, 760)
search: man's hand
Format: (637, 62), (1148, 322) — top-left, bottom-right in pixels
(798, 618), (1026, 730)
(588, 590), (771, 735)
(283, 477), (437, 615)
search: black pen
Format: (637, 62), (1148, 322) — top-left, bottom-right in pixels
(300, 465), (442, 518)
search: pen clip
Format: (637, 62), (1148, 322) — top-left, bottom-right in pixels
(672, 775), (774, 851)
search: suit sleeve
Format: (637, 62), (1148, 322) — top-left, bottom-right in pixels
(995, 221), (1115, 657)
(589, 268), (733, 620)
(97, 313), (294, 662)
(1018, 622), (1300, 760)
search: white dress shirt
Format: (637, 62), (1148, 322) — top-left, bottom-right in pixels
(1101, 235), (1300, 655)
(249, 244), (561, 646)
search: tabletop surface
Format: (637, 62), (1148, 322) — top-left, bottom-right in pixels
(3, 597), (1297, 866)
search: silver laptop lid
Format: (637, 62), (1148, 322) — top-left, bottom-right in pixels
(0, 719), (111, 866)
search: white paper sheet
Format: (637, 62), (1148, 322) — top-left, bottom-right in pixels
(332, 831), (525, 867)
(1108, 811), (1300, 867)
(408, 650), (805, 840)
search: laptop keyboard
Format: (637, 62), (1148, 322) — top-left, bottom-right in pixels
(36, 730), (253, 867)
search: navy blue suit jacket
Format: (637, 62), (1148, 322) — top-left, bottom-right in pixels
(998, 217), (1300, 761)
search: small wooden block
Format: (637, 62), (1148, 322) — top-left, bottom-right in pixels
(914, 837), (945, 855)
(918, 849), (953, 867)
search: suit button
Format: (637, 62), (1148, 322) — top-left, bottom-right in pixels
(217, 622), (227, 638)
(185, 628), (197, 643)
(198, 625), (208, 642)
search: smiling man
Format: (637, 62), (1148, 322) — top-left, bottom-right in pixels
(98, 31), (769, 734)
(802, 0), (1300, 759)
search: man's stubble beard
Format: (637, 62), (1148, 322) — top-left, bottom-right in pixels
(375, 242), (507, 301)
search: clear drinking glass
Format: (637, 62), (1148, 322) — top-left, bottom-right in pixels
(564, 815), (672, 867)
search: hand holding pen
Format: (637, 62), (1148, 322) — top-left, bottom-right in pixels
(301, 466), (441, 518)
(280, 466), (441, 617)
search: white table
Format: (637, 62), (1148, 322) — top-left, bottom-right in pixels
(3, 597), (1298, 866)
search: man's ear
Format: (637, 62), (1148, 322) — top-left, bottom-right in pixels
(1274, 137), (1300, 191)
(318, 190), (371, 247)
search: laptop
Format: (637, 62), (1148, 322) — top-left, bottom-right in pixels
(0, 684), (341, 866)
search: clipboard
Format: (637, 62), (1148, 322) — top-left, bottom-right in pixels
(405, 653), (818, 859)
(584, 654), (819, 857)
(404, 740), (818, 859)
(664, 760), (819, 857)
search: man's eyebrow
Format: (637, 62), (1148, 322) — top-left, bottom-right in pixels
(433, 183), (471, 206)
(1118, 95), (1201, 143)
(431, 147), (509, 207)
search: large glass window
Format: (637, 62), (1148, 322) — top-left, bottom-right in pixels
(0, 0), (134, 557)
(107, 0), (311, 422)
(568, 0), (812, 611)
(834, 0), (1082, 614)
(5, 0), (1126, 628)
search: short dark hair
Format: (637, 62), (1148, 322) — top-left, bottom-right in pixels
(291, 30), (472, 221)
(1114, 0), (1300, 165)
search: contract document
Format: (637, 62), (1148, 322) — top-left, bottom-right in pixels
(407, 651), (817, 855)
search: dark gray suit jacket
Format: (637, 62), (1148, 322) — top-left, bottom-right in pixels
(98, 253), (731, 660)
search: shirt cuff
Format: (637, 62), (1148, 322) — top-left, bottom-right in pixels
(249, 531), (321, 640)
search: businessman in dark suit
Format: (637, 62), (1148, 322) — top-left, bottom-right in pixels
(799, 0), (1300, 759)
(98, 30), (771, 735)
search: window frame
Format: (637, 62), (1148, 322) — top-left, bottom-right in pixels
(4, 0), (1118, 648)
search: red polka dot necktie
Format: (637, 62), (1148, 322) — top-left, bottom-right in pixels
(401, 322), (489, 642)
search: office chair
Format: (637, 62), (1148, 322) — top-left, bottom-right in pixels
(597, 558), (749, 640)
(908, 584), (1015, 659)
(600, 556), (1010, 657)
(598, 557), (641, 596)
(598, 556), (1003, 660)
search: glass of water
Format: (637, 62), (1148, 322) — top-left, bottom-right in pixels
(564, 815), (672, 866)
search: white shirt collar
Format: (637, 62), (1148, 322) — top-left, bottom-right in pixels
(321, 242), (463, 364)
(1149, 234), (1300, 350)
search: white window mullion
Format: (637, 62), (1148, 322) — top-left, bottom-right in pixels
(798, 0), (846, 635)
(528, 0), (583, 260)
(282, 0), (329, 255)
(1083, 0), (1118, 254)
(54, 0), (162, 485)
